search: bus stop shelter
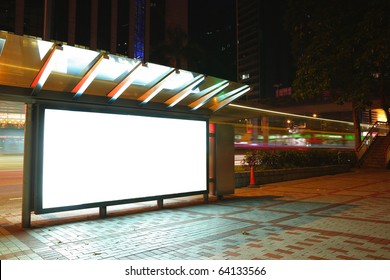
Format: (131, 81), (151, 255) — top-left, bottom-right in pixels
(0, 31), (250, 227)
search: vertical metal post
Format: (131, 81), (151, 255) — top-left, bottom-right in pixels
(208, 124), (215, 195)
(262, 116), (269, 145)
(99, 206), (107, 218)
(22, 104), (33, 228)
(157, 198), (163, 209)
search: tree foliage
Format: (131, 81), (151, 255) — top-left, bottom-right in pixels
(240, 149), (355, 170)
(286, 0), (390, 121)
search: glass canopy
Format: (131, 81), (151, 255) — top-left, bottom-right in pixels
(0, 31), (250, 113)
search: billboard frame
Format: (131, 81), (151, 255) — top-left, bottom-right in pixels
(30, 101), (209, 216)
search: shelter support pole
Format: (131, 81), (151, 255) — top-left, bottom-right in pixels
(99, 206), (107, 218)
(213, 124), (235, 196)
(22, 104), (34, 228)
(157, 198), (163, 209)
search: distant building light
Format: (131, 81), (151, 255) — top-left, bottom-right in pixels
(276, 87), (292, 97)
(241, 73), (250, 80)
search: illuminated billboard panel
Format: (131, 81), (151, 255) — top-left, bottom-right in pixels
(41, 109), (207, 210)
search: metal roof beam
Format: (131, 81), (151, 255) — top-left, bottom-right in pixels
(137, 69), (176, 105)
(209, 85), (251, 112)
(0, 37), (6, 56)
(188, 80), (229, 111)
(71, 53), (109, 99)
(107, 61), (143, 102)
(30, 44), (63, 95)
(164, 75), (205, 108)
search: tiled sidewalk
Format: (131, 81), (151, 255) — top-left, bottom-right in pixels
(0, 168), (389, 260)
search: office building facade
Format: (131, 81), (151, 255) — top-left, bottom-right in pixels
(0, 0), (150, 60)
(236, 0), (293, 102)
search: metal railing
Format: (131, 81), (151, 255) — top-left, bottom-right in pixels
(356, 121), (389, 163)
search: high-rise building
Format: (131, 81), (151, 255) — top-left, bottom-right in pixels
(236, 0), (293, 102)
(236, 0), (261, 101)
(0, 0), (151, 61)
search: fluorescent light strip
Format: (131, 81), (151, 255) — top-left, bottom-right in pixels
(138, 69), (176, 104)
(216, 85), (250, 101)
(210, 87), (251, 112)
(229, 103), (355, 125)
(165, 75), (205, 108)
(72, 54), (108, 98)
(30, 44), (63, 94)
(189, 81), (229, 111)
(0, 38), (5, 56)
(107, 61), (143, 101)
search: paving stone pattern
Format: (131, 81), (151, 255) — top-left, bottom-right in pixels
(1, 169), (389, 260)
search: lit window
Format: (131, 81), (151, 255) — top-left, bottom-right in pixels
(241, 74), (250, 80)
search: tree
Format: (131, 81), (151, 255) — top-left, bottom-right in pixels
(285, 0), (390, 149)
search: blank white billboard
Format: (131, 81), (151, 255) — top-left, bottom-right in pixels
(41, 109), (207, 209)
